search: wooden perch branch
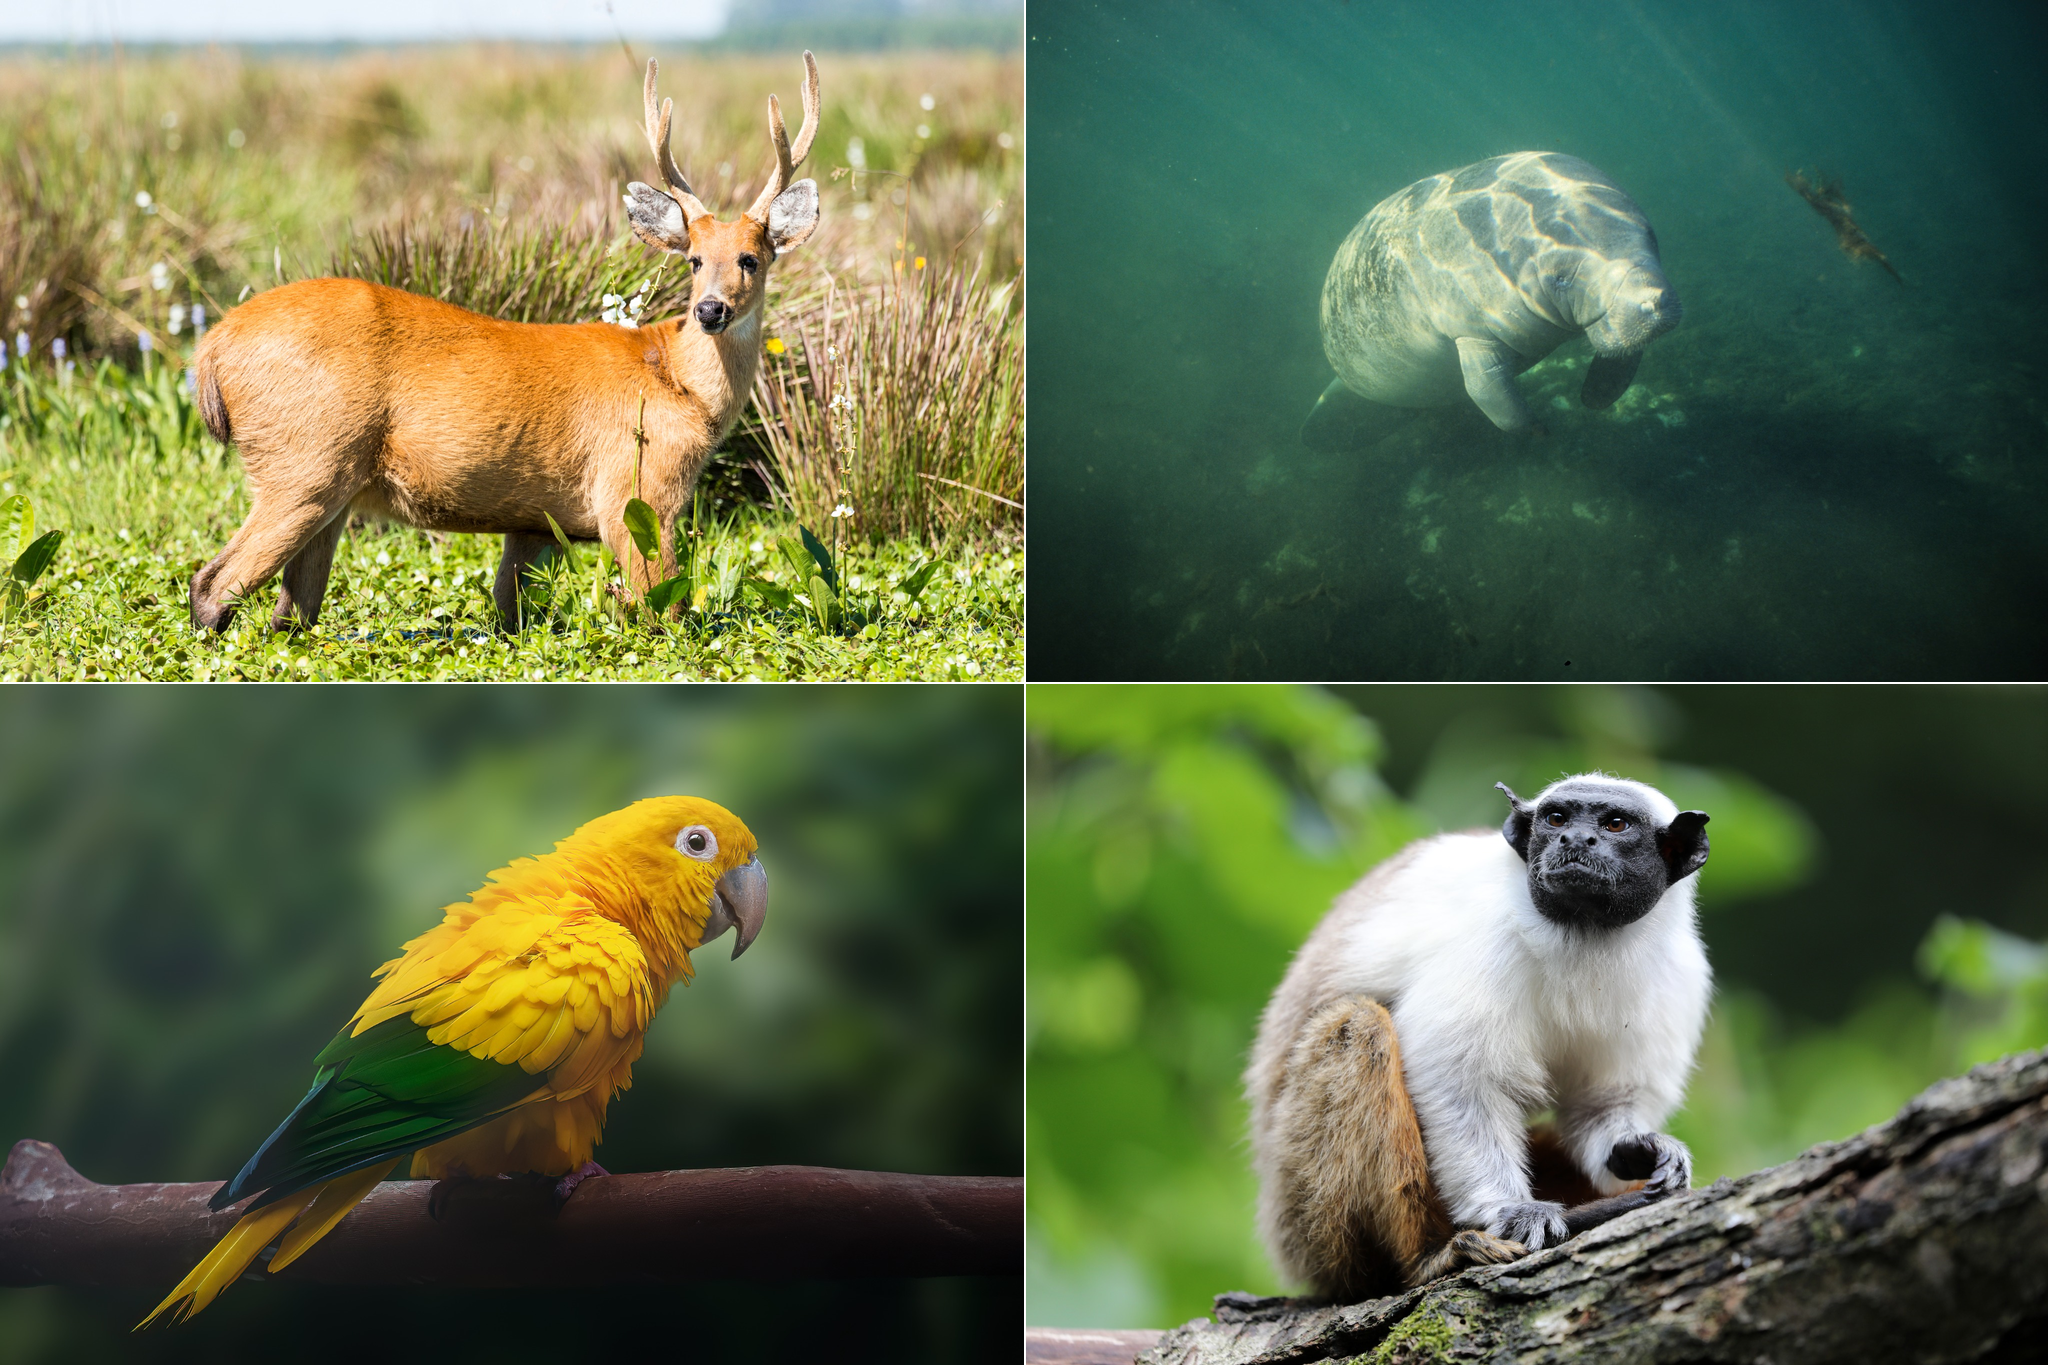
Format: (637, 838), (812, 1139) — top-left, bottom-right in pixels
(1029, 1046), (2048, 1365)
(0, 1141), (1021, 1288)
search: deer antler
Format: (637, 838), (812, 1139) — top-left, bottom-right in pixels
(746, 51), (821, 223)
(643, 59), (711, 222)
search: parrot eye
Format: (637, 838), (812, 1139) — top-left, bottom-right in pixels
(675, 825), (718, 861)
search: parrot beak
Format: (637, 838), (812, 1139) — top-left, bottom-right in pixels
(705, 855), (768, 960)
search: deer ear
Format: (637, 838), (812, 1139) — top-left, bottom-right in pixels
(766, 179), (819, 252)
(625, 182), (689, 252)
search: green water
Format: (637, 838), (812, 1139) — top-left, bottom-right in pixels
(1029, 1), (2048, 679)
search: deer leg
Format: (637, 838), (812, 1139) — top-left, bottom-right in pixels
(271, 507), (349, 632)
(190, 492), (356, 635)
(493, 531), (558, 632)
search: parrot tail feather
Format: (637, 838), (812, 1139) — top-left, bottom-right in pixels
(268, 1158), (400, 1273)
(136, 1186), (321, 1329)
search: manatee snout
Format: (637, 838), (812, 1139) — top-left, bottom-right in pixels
(1592, 268), (1681, 355)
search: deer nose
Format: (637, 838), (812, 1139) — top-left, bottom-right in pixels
(694, 298), (732, 330)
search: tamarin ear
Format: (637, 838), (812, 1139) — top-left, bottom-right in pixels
(1495, 782), (1534, 861)
(1657, 811), (1711, 884)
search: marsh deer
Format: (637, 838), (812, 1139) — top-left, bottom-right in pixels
(187, 53), (822, 633)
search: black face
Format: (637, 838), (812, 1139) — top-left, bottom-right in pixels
(1497, 779), (1710, 930)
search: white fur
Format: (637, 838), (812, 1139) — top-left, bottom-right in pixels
(1264, 776), (1711, 1231)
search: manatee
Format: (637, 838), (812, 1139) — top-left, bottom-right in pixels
(1310, 152), (1680, 436)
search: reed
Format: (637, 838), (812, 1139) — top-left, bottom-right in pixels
(746, 262), (1022, 542)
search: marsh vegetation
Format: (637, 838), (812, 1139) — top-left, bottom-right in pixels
(0, 44), (1021, 679)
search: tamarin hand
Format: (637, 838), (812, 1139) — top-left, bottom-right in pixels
(1608, 1132), (1692, 1195)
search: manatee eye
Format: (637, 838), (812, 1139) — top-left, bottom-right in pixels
(1545, 811), (1567, 827)
(738, 253), (759, 274)
(1604, 815), (1630, 833)
(675, 825), (718, 861)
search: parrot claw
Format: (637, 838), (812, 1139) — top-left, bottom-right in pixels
(554, 1160), (610, 1203)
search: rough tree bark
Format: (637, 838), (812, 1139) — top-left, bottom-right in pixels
(0, 1141), (1021, 1287)
(1031, 1047), (2048, 1365)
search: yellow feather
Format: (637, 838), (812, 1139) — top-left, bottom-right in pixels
(482, 1015), (530, 1062)
(476, 970), (523, 1013)
(136, 1186), (319, 1328)
(524, 1006), (578, 1072)
(267, 1158), (400, 1273)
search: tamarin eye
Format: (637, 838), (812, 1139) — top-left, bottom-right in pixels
(675, 825), (719, 860)
(1604, 816), (1630, 832)
(1545, 812), (1567, 827)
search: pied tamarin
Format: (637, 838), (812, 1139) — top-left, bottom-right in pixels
(1246, 773), (1712, 1300)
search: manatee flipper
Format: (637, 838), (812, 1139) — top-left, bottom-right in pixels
(1455, 337), (1534, 432)
(1580, 352), (1642, 410)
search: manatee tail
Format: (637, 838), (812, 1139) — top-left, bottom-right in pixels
(1301, 378), (1373, 450)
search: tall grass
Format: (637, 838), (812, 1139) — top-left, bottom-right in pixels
(325, 215), (695, 325)
(0, 44), (1022, 540)
(747, 263), (1021, 541)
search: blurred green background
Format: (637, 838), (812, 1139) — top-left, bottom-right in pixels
(1026, 684), (2048, 1329)
(0, 683), (1021, 1365)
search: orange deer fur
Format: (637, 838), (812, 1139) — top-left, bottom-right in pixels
(187, 53), (822, 633)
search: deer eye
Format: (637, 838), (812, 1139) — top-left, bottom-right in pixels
(738, 253), (759, 274)
(687, 256), (702, 271)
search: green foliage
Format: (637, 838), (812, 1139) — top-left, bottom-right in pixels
(1922, 915), (2048, 1068)
(1027, 685), (1428, 1329)
(0, 492), (64, 635)
(0, 686), (1021, 1362)
(0, 361), (1020, 680)
(1672, 916), (2048, 1190)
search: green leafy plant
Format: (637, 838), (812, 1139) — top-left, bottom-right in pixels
(0, 493), (64, 639)
(779, 524), (842, 632)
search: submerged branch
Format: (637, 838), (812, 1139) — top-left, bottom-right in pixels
(0, 1141), (1020, 1288)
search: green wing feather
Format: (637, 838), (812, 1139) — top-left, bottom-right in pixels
(211, 1015), (543, 1211)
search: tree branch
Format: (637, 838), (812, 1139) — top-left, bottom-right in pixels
(1032, 1047), (2048, 1364)
(0, 1141), (1020, 1287)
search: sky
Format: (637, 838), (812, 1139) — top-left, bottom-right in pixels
(0, 0), (732, 44)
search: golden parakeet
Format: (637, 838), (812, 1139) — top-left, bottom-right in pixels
(140, 796), (766, 1326)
